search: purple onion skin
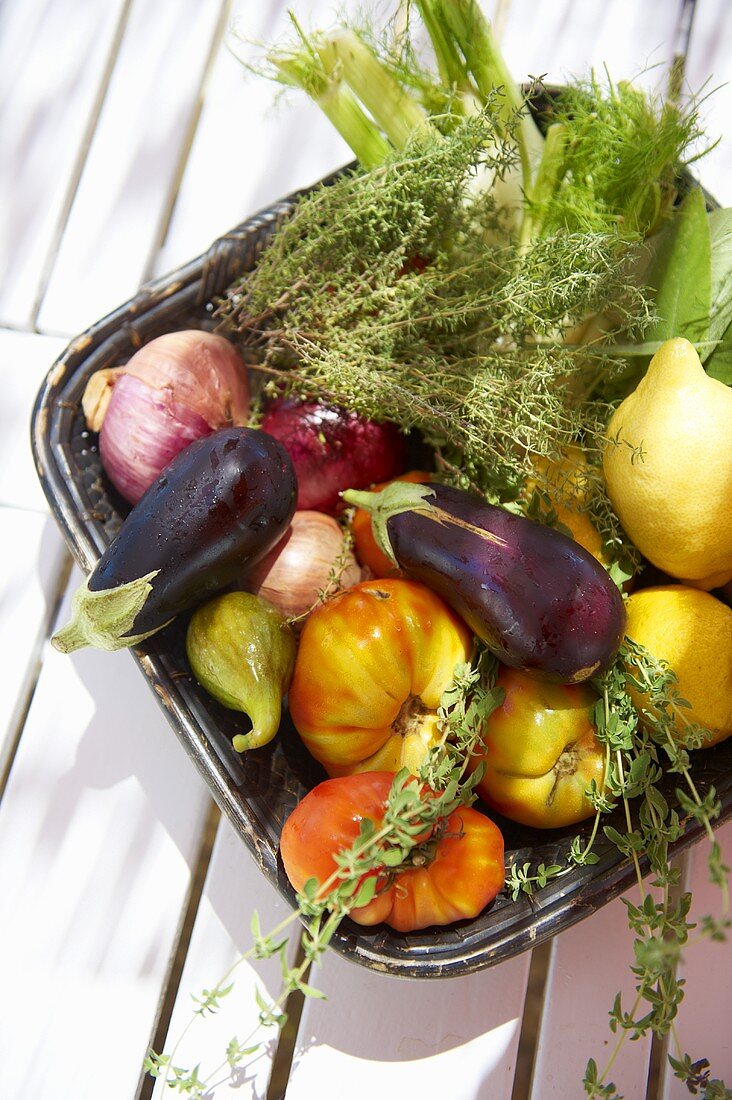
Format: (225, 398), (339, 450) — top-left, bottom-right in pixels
(387, 483), (626, 683)
(261, 398), (407, 514)
(90, 428), (297, 636)
(100, 373), (212, 504)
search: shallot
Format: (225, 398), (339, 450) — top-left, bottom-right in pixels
(83, 330), (250, 503)
(243, 511), (362, 619)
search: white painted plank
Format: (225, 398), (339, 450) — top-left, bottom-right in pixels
(659, 821), (732, 1099)
(500, 0), (681, 92)
(0, 329), (67, 512)
(285, 950), (531, 1100)
(683, 0), (732, 207)
(151, 818), (300, 1099)
(529, 894), (653, 1099)
(153, 0), (359, 278)
(0, 569), (211, 1100)
(0, 0), (128, 328)
(0, 509), (67, 762)
(37, 0), (227, 336)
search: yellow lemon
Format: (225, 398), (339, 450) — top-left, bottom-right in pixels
(603, 337), (732, 589)
(623, 585), (732, 747)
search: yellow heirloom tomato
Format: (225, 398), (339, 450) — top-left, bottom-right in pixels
(288, 578), (473, 777)
(471, 667), (605, 829)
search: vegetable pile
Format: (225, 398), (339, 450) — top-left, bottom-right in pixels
(49, 1), (732, 1096)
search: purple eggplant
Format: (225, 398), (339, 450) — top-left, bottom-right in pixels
(343, 481), (625, 683)
(52, 427), (297, 652)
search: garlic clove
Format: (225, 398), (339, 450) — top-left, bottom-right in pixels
(82, 367), (122, 431)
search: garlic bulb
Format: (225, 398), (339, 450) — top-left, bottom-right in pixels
(244, 512), (362, 619)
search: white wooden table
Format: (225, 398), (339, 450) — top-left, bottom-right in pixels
(2, 2), (731, 1097)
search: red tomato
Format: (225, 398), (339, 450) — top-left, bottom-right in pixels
(280, 771), (505, 932)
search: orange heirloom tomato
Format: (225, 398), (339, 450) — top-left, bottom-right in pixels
(471, 667), (605, 829)
(280, 771), (505, 932)
(288, 578), (472, 777)
(351, 470), (431, 577)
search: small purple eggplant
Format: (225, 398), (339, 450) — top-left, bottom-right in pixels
(53, 427), (297, 652)
(343, 481), (625, 683)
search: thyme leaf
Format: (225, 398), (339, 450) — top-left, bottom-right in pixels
(583, 643), (731, 1095)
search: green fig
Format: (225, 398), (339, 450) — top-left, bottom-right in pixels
(186, 592), (297, 752)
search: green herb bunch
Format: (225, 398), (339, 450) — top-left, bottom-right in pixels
(225, 0), (708, 568)
(217, 116), (651, 559)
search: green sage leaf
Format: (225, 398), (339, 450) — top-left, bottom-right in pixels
(705, 312), (732, 383)
(644, 187), (711, 346)
(708, 208), (732, 345)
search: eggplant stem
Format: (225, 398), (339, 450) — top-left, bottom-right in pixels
(425, 504), (508, 547)
(342, 484), (508, 554)
(51, 571), (162, 653)
(342, 482), (437, 566)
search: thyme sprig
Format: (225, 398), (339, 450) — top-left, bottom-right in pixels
(146, 649), (502, 1096)
(145, 634), (730, 1097)
(217, 118), (651, 560)
(581, 642), (731, 1099)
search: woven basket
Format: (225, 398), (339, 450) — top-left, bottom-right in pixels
(31, 157), (732, 978)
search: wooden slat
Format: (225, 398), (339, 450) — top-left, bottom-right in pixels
(681, 0), (732, 207)
(37, 0), (228, 336)
(285, 951), (532, 1100)
(658, 822), (732, 1098)
(0, 569), (212, 1100)
(152, 0), (358, 279)
(137, 6), (349, 1087)
(0, 509), (67, 767)
(0, 0), (129, 329)
(500, 0), (682, 90)
(150, 817), (301, 1099)
(656, 10), (732, 1091)
(529, 894), (653, 1099)
(0, 330), (67, 512)
(144, 3), (363, 1089)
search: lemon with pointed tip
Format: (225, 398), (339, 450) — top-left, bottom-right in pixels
(602, 337), (732, 589)
(623, 585), (732, 747)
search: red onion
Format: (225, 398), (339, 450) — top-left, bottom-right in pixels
(260, 398), (407, 514)
(83, 330), (249, 503)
